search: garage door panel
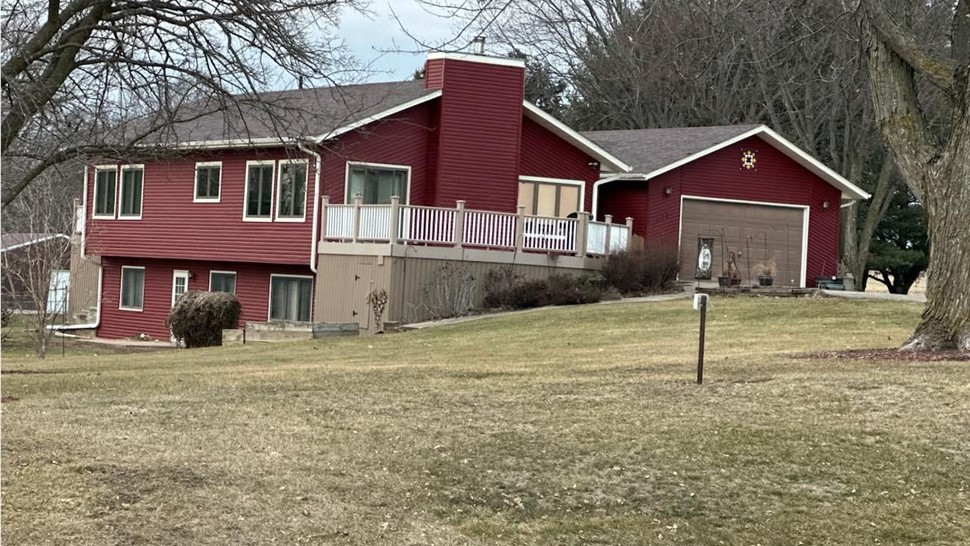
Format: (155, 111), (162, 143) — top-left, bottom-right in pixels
(680, 199), (804, 286)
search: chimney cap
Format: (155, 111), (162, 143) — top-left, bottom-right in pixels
(472, 36), (485, 55)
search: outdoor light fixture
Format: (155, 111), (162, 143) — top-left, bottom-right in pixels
(664, 186), (673, 196)
(822, 200), (830, 209)
(588, 160), (600, 171)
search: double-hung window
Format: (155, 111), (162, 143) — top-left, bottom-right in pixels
(94, 168), (117, 218)
(277, 161), (308, 219)
(119, 166), (144, 218)
(209, 271), (236, 294)
(346, 163), (409, 204)
(269, 275), (312, 322)
(195, 162), (221, 202)
(120, 266), (145, 311)
(245, 162), (274, 220)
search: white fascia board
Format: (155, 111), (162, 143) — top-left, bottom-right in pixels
(597, 125), (870, 201)
(313, 90), (443, 143)
(165, 137), (296, 149)
(1, 234), (70, 253)
(522, 101), (632, 173)
(426, 52), (526, 68)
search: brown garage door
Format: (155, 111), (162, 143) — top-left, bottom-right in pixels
(680, 199), (805, 286)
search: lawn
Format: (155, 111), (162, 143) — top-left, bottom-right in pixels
(2, 297), (968, 545)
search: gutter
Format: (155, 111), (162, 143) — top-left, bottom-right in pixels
(298, 141), (322, 273)
(51, 265), (102, 331)
(81, 165), (89, 257)
(591, 174), (646, 219)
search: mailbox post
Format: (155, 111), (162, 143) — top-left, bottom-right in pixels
(693, 293), (709, 384)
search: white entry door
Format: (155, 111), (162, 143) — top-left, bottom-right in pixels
(172, 270), (190, 307)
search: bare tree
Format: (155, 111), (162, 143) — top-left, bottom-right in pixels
(1, 175), (74, 358)
(862, 0), (970, 350)
(1, 0), (363, 209)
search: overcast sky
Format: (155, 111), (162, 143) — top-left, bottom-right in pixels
(338, 1), (463, 82)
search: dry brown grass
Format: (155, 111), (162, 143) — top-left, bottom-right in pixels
(2, 297), (968, 545)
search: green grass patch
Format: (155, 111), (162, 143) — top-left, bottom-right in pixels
(2, 297), (968, 545)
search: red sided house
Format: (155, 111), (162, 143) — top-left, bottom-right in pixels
(81, 52), (868, 340)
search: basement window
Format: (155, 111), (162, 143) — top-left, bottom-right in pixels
(120, 266), (145, 311)
(269, 275), (312, 322)
(209, 271), (236, 294)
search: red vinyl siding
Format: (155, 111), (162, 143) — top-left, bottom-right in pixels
(319, 101), (436, 205)
(597, 180), (649, 237)
(599, 135), (842, 281)
(519, 116), (600, 212)
(86, 148), (318, 265)
(97, 257), (312, 340)
(426, 57), (525, 211)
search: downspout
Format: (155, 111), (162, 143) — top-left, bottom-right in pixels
(591, 175), (623, 219)
(298, 142), (323, 274)
(81, 164), (89, 257)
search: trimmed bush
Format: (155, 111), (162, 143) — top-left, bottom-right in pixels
(167, 291), (242, 348)
(602, 247), (680, 295)
(483, 270), (607, 310)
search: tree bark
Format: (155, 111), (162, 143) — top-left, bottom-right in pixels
(864, 2), (970, 350)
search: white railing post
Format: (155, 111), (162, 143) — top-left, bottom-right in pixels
(514, 206), (526, 250)
(576, 212), (589, 258)
(454, 200), (465, 249)
(604, 214), (613, 255)
(320, 195), (330, 239)
(352, 194), (363, 243)
(626, 217), (634, 251)
(389, 196), (400, 244)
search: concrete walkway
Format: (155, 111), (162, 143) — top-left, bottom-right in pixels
(401, 287), (925, 331)
(401, 291), (691, 330)
(54, 332), (177, 349)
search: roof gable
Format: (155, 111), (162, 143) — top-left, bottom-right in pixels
(584, 125), (870, 200)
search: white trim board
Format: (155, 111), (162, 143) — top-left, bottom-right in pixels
(522, 101), (631, 174)
(593, 125), (869, 201)
(677, 195), (809, 288)
(426, 51), (526, 68)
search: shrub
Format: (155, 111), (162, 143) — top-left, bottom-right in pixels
(602, 247), (680, 295)
(424, 263), (476, 319)
(167, 291), (242, 348)
(483, 271), (606, 310)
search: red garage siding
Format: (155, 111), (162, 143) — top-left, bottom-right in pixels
(97, 258), (313, 340)
(519, 116), (600, 212)
(599, 135), (842, 282)
(425, 56), (525, 211)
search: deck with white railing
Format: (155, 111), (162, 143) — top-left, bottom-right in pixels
(320, 196), (632, 257)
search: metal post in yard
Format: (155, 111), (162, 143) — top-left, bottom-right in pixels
(697, 293), (707, 385)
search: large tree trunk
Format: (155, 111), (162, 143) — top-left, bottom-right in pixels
(864, 2), (970, 350)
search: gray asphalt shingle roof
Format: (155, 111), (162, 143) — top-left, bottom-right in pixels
(137, 80), (436, 144)
(583, 125), (762, 174)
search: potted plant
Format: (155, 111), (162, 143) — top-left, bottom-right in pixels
(718, 250), (743, 287)
(756, 259), (776, 287)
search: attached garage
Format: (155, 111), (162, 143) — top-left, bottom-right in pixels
(679, 197), (806, 286)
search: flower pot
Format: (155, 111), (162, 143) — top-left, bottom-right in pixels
(758, 275), (774, 287)
(718, 276), (741, 287)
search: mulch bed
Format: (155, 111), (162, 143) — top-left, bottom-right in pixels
(792, 348), (970, 362)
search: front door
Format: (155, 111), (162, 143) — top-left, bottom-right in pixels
(172, 270), (190, 307)
(171, 270), (190, 343)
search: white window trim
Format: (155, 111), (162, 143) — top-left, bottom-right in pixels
(119, 265), (145, 312)
(209, 270), (237, 293)
(92, 165), (118, 220)
(193, 161), (223, 203)
(267, 274), (314, 322)
(275, 158), (309, 222)
(118, 164), (145, 220)
(243, 160), (276, 222)
(518, 175), (587, 216)
(344, 161), (412, 204)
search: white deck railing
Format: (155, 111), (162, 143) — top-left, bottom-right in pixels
(320, 196), (632, 257)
